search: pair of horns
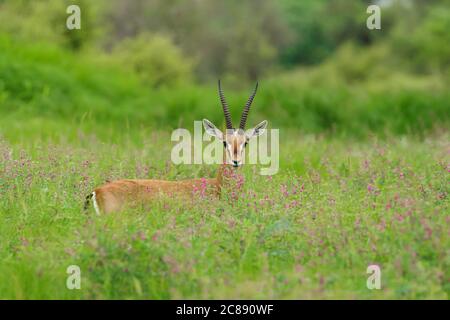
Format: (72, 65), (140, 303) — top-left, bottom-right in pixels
(218, 80), (258, 130)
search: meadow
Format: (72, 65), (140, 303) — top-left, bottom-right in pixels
(0, 132), (448, 299)
(0, 35), (449, 299)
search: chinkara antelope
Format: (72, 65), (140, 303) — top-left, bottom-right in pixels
(84, 81), (268, 214)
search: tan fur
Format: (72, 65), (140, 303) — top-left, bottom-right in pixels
(93, 163), (228, 214)
(89, 130), (258, 214)
(87, 85), (266, 214)
(224, 131), (248, 165)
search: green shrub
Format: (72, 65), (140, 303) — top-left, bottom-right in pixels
(0, 0), (105, 50)
(0, 34), (449, 143)
(112, 33), (194, 88)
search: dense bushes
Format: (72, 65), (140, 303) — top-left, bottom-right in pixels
(0, 35), (448, 142)
(2, 0), (448, 83)
(111, 33), (194, 88)
(0, 0), (105, 50)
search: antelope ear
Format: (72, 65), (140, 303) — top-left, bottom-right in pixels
(203, 119), (223, 140)
(245, 120), (268, 139)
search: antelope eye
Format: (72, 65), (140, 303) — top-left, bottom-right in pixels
(223, 141), (227, 147)
(244, 141), (248, 147)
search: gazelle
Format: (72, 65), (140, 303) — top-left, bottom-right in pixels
(84, 80), (267, 214)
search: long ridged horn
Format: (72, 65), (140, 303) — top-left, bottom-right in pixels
(239, 82), (258, 130)
(218, 80), (233, 130)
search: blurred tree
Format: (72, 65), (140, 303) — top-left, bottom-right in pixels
(325, 42), (392, 83)
(279, 0), (371, 66)
(112, 33), (194, 88)
(107, 0), (289, 83)
(0, 0), (448, 85)
(389, 1), (450, 73)
(278, 0), (330, 65)
(0, 0), (106, 50)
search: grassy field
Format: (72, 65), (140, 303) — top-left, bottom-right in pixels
(0, 133), (448, 299)
(0, 36), (449, 299)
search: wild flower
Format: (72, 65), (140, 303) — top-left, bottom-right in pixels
(162, 255), (181, 274)
(285, 200), (300, 209)
(420, 218), (433, 240)
(376, 219), (386, 232)
(354, 217), (361, 228)
(362, 159), (370, 171)
(192, 178), (209, 198)
(385, 201), (392, 210)
(152, 230), (162, 242)
(280, 184), (289, 197)
(394, 213), (405, 222)
(367, 183), (380, 196)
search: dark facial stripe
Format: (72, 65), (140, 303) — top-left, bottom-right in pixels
(233, 139), (238, 156)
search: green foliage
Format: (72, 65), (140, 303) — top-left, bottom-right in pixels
(397, 4), (450, 72)
(112, 33), (194, 88)
(322, 43), (392, 83)
(0, 0), (449, 300)
(278, 0), (329, 65)
(279, 0), (371, 65)
(0, 135), (448, 299)
(0, 35), (448, 143)
(1, 0), (449, 81)
(0, 0), (105, 50)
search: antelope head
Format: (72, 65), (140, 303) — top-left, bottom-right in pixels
(203, 80), (268, 168)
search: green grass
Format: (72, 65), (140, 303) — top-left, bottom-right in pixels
(0, 134), (448, 299)
(0, 34), (448, 299)
(1, 34), (449, 143)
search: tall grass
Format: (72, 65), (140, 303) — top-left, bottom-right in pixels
(0, 135), (448, 299)
(0, 35), (448, 299)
